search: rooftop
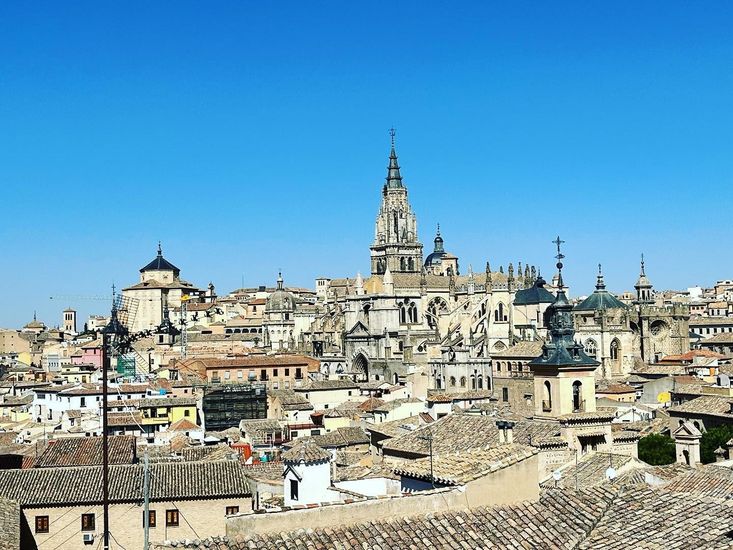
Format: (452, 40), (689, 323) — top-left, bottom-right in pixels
(0, 460), (250, 506)
(34, 436), (136, 468)
(393, 444), (538, 485)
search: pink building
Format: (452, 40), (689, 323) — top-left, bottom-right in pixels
(71, 340), (103, 369)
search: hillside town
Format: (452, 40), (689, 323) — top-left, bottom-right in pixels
(2, 138), (733, 549)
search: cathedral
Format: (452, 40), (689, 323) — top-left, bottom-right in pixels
(305, 132), (691, 388)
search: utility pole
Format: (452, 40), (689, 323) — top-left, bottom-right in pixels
(143, 450), (150, 550)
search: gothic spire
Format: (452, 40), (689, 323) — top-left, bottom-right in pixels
(385, 128), (404, 189)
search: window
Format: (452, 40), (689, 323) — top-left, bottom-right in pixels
(81, 513), (95, 531)
(184, 409), (190, 417)
(224, 371), (231, 380)
(143, 510), (156, 528)
(261, 369), (267, 380)
(502, 387), (509, 402)
(290, 479), (299, 501)
(80, 397), (86, 407)
(166, 509), (179, 527)
(225, 506), (239, 515)
(285, 368), (290, 376)
(449, 376), (456, 387)
(610, 339), (620, 361)
(295, 368), (302, 379)
(273, 369), (278, 377)
(35, 515), (49, 533)
(237, 370), (243, 379)
(460, 376), (466, 388)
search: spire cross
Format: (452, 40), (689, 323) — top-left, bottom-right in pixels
(598, 263), (602, 275)
(640, 253), (646, 275)
(553, 236), (565, 262)
(389, 127), (396, 147)
(157, 241), (162, 256)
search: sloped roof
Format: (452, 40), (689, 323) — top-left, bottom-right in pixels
(281, 440), (330, 463)
(393, 444), (538, 485)
(34, 436), (136, 468)
(0, 461), (250, 505)
(140, 250), (180, 274)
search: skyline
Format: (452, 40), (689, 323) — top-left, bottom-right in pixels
(2, 2), (732, 327)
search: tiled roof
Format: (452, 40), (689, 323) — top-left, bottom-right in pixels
(281, 440), (330, 463)
(269, 389), (313, 411)
(541, 452), (640, 489)
(597, 383), (636, 394)
(394, 444), (538, 485)
(668, 395), (733, 418)
(239, 419), (281, 441)
(168, 419), (200, 432)
(35, 436), (136, 468)
(660, 465), (733, 499)
(426, 390), (493, 403)
(365, 415), (424, 439)
(297, 379), (358, 391)
(358, 397), (386, 411)
(162, 486), (723, 550)
(381, 413), (560, 457)
(289, 427), (369, 449)
(491, 340), (544, 358)
(107, 411), (143, 427)
(0, 497), (19, 550)
(0, 461), (250, 505)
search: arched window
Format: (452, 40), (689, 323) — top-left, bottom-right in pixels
(543, 381), (552, 412)
(584, 339), (598, 359)
(449, 376), (456, 387)
(496, 362), (502, 372)
(427, 298), (448, 329)
(460, 376), (467, 388)
(399, 303), (406, 324)
(477, 376), (483, 389)
(572, 380), (583, 412)
(471, 376), (477, 390)
(435, 377), (442, 389)
(494, 303), (507, 322)
(486, 376), (492, 390)
(408, 303), (418, 323)
(610, 339), (620, 361)
(400, 257), (406, 271)
(408, 258), (414, 271)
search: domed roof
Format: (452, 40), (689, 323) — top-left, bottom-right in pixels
(140, 243), (180, 275)
(514, 273), (555, 306)
(424, 224), (447, 268)
(575, 265), (627, 311)
(265, 272), (297, 312)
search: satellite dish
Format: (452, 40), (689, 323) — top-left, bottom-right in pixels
(605, 467), (617, 480)
(552, 470), (562, 482)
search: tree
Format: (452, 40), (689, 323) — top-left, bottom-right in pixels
(638, 433), (676, 465)
(700, 425), (733, 464)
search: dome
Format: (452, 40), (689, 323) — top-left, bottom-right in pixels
(424, 224), (447, 268)
(265, 272), (297, 313)
(575, 265), (627, 311)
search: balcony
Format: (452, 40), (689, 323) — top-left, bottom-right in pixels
(542, 400), (552, 412)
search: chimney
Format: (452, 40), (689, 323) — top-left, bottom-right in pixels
(496, 420), (515, 445)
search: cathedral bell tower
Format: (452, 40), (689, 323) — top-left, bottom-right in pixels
(370, 129), (424, 275)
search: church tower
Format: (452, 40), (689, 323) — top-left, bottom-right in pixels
(529, 238), (600, 418)
(370, 129), (423, 275)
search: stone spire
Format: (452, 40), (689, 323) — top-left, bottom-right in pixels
(485, 261), (493, 293)
(507, 262), (515, 291)
(517, 262), (523, 289)
(385, 128), (404, 189)
(467, 264), (475, 295)
(355, 272), (364, 296)
(383, 266), (394, 295)
(524, 264), (531, 288)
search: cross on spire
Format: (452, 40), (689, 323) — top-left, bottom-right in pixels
(389, 127), (396, 147)
(553, 236), (565, 288)
(157, 241), (162, 256)
(640, 253), (646, 275)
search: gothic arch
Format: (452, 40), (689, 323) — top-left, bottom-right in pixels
(584, 338), (598, 359)
(427, 297), (448, 329)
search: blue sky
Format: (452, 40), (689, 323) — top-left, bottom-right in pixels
(1, 2), (732, 328)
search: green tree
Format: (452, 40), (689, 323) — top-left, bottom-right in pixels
(700, 425), (733, 464)
(638, 433), (676, 465)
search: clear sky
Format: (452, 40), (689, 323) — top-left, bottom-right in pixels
(1, 2), (732, 329)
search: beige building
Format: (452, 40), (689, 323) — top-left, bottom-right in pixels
(122, 244), (203, 332)
(0, 460), (251, 549)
